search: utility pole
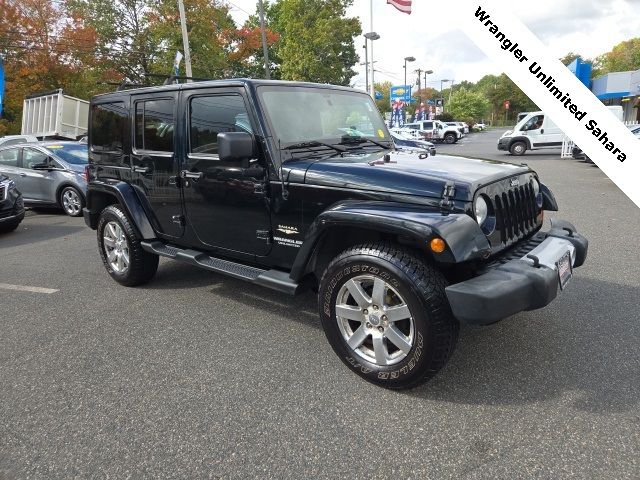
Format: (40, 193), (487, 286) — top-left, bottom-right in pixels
(363, 43), (369, 93)
(177, 0), (193, 78)
(415, 68), (422, 98)
(257, 0), (270, 79)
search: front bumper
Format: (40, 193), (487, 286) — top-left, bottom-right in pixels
(497, 137), (509, 151)
(0, 194), (25, 225)
(445, 220), (588, 325)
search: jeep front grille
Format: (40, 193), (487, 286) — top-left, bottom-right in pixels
(494, 183), (538, 243)
(0, 185), (6, 201)
(477, 173), (543, 252)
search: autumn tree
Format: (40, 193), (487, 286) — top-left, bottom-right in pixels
(598, 38), (640, 75)
(447, 87), (490, 123)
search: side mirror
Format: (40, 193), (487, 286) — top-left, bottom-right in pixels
(218, 132), (255, 165)
(32, 162), (52, 170)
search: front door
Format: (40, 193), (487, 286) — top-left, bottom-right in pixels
(130, 94), (184, 238)
(19, 147), (56, 203)
(180, 88), (271, 256)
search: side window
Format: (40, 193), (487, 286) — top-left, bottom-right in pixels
(189, 95), (252, 157)
(522, 115), (544, 131)
(135, 99), (175, 152)
(23, 148), (49, 168)
(91, 103), (126, 153)
(0, 148), (19, 167)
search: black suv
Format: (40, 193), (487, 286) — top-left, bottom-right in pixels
(0, 174), (25, 233)
(83, 79), (588, 389)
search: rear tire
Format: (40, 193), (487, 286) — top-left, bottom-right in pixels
(510, 141), (527, 156)
(318, 242), (459, 389)
(97, 205), (158, 286)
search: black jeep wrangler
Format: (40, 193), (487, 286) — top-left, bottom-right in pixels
(83, 79), (588, 389)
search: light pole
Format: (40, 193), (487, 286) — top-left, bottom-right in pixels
(403, 56), (416, 87)
(257, 0), (270, 79)
(177, 0), (192, 78)
(364, 32), (380, 98)
(362, 43), (368, 93)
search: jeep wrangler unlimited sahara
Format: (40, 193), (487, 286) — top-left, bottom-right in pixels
(83, 79), (588, 389)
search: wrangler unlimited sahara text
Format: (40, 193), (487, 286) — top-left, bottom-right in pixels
(83, 79), (588, 389)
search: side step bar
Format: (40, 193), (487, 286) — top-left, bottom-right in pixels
(140, 240), (302, 295)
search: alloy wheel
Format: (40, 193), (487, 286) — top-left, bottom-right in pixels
(335, 274), (415, 366)
(103, 221), (130, 273)
(62, 189), (82, 216)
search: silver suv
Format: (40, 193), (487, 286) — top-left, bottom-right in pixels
(0, 142), (88, 216)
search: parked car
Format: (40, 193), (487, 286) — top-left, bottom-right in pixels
(446, 122), (468, 136)
(0, 135), (38, 148)
(83, 79), (588, 389)
(0, 141), (88, 216)
(405, 120), (461, 144)
(572, 124), (640, 163)
(473, 123), (487, 131)
(0, 174), (25, 233)
(390, 130), (437, 156)
(498, 111), (563, 155)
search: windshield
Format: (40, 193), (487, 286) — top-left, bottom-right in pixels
(257, 86), (390, 146)
(45, 144), (88, 165)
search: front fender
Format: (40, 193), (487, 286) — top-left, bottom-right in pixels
(290, 200), (491, 280)
(85, 180), (155, 239)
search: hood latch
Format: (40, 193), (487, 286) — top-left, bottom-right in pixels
(440, 181), (456, 209)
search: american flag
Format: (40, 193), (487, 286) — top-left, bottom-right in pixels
(387, 0), (412, 14)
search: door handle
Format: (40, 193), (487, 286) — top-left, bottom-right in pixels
(540, 129), (544, 134)
(132, 166), (150, 174)
(180, 170), (203, 180)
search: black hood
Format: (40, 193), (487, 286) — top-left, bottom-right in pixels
(290, 150), (531, 201)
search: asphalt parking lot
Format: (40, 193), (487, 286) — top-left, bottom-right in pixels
(1, 129), (639, 478)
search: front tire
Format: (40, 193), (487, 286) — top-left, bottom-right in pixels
(0, 219), (21, 233)
(510, 141), (527, 156)
(318, 242), (459, 389)
(60, 186), (84, 217)
(97, 205), (158, 286)
(444, 133), (457, 144)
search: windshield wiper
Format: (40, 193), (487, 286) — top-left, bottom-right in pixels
(283, 140), (347, 154)
(338, 136), (393, 149)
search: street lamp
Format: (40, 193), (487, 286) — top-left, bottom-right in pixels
(403, 56), (416, 87)
(364, 32), (380, 99)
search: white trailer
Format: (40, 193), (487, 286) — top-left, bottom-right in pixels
(21, 89), (89, 140)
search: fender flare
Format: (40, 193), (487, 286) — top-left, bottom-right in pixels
(289, 200), (491, 281)
(85, 180), (155, 239)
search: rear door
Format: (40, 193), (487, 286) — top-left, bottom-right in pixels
(180, 87), (271, 256)
(0, 147), (21, 184)
(130, 94), (184, 239)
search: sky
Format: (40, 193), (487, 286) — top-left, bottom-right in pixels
(226, 0), (640, 91)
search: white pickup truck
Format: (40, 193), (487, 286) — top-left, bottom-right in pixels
(404, 120), (462, 144)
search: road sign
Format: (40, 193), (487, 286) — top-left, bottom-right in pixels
(504, 100), (510, 110)
(390, 85), (412, 103)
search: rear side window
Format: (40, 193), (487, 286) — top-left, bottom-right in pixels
(189, 95), (252, 156)
(91, 103), (126, 153)
(0, 148), (19, 167)
(135, 99), (174, 152)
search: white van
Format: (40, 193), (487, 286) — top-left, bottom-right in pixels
(498, 111), (563, 155)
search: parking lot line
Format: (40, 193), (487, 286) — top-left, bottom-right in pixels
(0, 283), (59, 294)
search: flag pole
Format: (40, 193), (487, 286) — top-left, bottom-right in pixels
(369, 0), (375, 98)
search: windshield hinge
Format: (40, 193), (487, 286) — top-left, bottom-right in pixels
(440, 182), (456, 209)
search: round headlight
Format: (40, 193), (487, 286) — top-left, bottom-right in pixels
(475, 196), (489, 225)
(532, 178), (540, 196)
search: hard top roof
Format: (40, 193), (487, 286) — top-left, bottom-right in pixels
(92, 78), (359, 100)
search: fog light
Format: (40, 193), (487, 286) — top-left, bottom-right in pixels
(430, 238), (446, 253)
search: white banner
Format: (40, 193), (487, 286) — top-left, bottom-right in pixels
(455, 2), (640, 208)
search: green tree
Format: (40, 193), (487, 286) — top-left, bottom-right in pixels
(446, 87), (489, 122)
(252, 0), (361, 85)
(599, 38), (640, 75)
(474, 73), (537, 125)
(560, 52), (581, 66)
(374, 80), (392, 114)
